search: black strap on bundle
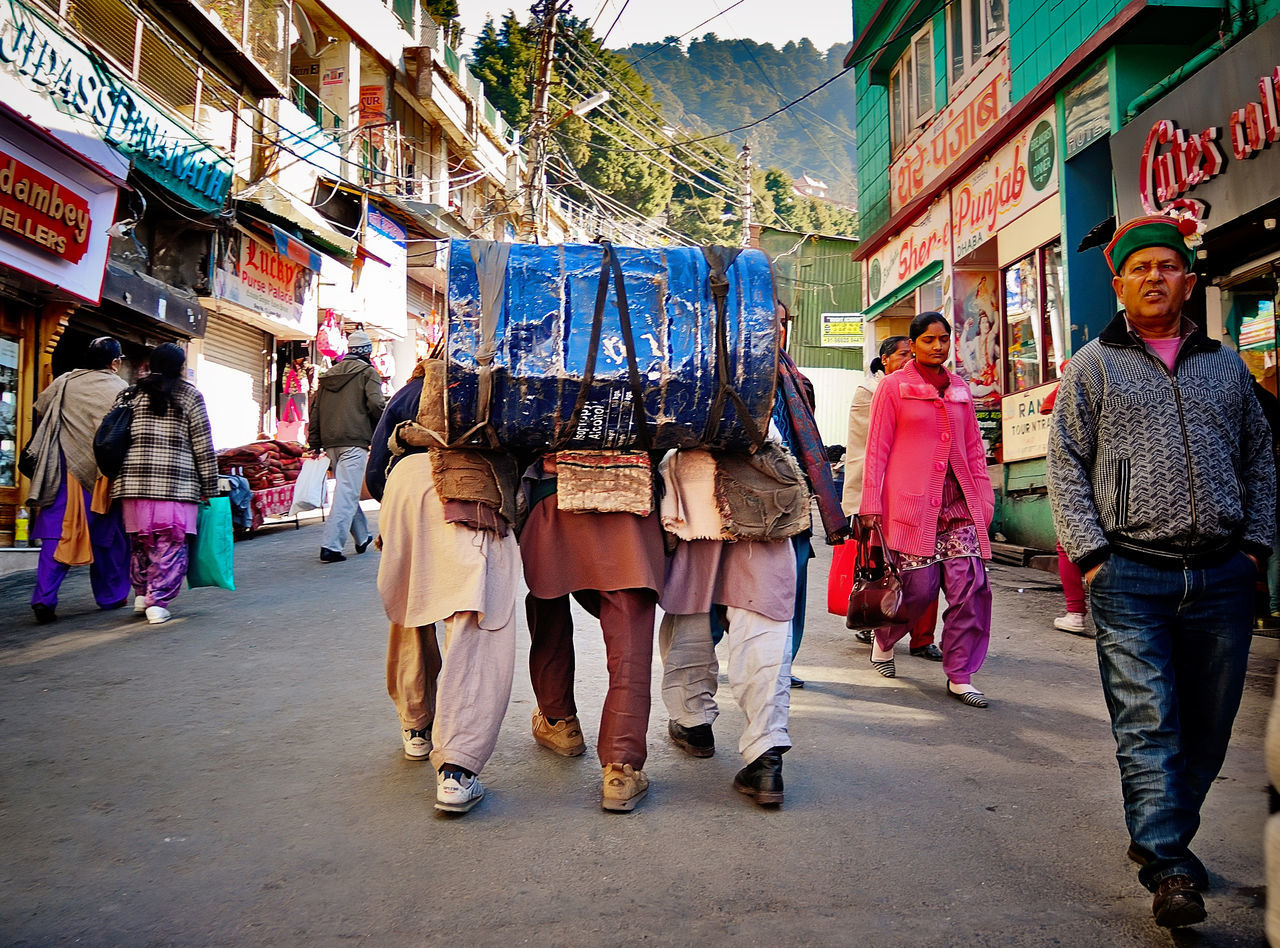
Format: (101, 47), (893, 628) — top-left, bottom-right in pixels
(701, 245), (766, 448)
(556, 239), (652, 450)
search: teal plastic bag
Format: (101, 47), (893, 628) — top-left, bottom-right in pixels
(187, 497), (235, 590)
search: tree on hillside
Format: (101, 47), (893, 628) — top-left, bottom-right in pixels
(468, 13), (536, 130)
(424, 0), (458, 20)
(469, 13), (677, 222)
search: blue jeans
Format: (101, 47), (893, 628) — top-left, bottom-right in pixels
(323, 446), (371, 554)
(1089, 551), (1256, 891)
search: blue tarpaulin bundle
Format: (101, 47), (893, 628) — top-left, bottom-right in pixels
(445, 239), (780, 453)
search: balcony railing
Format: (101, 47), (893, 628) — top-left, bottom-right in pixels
(290, 77), (344, 141)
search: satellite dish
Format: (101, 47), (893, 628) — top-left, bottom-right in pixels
(291, 5), (333, 57)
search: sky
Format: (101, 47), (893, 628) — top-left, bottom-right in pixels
(456, 0), (855, 51)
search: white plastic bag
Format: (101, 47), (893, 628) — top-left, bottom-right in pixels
(289, 455), (330, 514)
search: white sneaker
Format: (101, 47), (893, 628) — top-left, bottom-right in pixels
(145, 606), (171, 625)
(402, 727), (432, 761)
(435, 770), (484, 813)
(133, 596), (147, 614)
(1053, 612), (1087, 634)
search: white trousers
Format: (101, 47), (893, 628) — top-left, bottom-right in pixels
(428, 610), (517, 774)
(659, 609), (792, 763)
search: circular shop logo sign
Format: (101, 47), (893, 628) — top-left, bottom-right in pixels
(869, 258), (882, 300)
(1028, 120), (1055, 192)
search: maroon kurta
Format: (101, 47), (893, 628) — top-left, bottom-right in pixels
(520, 495), (666, 598)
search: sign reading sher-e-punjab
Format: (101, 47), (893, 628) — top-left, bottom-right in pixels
(951, 106), (1059, 258)
(0, 150), (91, 261)
(865, 199), (950, 311)
(890, 49), (1011, 214)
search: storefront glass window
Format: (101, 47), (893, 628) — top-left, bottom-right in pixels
(1002, 239), (1064, 393)
(918, 273), (944, 315)
(1004, 254), (1041, 391)
(1043, 240), (1065, 380)
(0, 335), (18, 488)
(1225, 269), (1280, 398)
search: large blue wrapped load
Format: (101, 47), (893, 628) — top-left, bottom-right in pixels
(445, 239), (779, 453)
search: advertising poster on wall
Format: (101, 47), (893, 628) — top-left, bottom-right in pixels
(213, 230), (317, 335)
(952, 269), (1002, 460)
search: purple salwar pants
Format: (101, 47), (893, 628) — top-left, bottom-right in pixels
(31, 479), (131, 610)
(129, 525), (189, 608)
(874, 556), (992, 684)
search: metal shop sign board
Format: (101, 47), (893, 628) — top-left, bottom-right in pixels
(821, 313), (865, 347)
(951, 105), (1059, 258)
(0, 0), (233, 210)
(891, 49), (1011, 214)
(1111, 14), (1280, 226)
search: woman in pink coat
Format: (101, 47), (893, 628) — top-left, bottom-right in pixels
(859, 312), (996, 707)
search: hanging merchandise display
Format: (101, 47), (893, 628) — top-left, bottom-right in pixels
(316, 311), (347, 361)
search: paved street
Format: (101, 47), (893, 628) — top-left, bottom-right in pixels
(0, 509), (1273, 946)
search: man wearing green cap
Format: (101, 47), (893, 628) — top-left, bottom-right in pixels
(1047, 214), (1275, 929)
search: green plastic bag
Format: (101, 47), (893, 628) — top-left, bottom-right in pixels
(187, 497), (235, 590)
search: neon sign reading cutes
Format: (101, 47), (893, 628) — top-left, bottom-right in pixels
(1138, 66), (1280, 216)
(0, 0), (232, 208)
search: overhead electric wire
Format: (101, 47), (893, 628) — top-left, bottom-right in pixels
(558, 0), (954, 155)
(548, 91), (738, 204)
(557, 40), (736, 168)
(596, 0), (632, 47)
(626, 0), (750, 66)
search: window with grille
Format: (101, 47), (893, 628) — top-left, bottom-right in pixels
(888, 24), (934, 154)
(948, 0), (1007, 88)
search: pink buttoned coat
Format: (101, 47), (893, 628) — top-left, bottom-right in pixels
(858, 360), (994, 559)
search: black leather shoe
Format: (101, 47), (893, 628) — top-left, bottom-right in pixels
(32, 603), (56, 624)
(668, 720), (714, 758)
(733, 746), (786, 806)
(1152, 875), (1206, 928)
(319, 548), (347, 563)
(355, 535), (374, 554)
(854, 629), (873, 645)
(911, 643), (943, 661)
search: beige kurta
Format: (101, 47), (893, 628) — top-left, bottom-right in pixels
(376, 452), (519, 629)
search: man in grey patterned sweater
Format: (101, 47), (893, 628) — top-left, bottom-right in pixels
(1047, 214), (1275, 930)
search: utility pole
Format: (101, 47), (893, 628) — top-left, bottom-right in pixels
(520, 0), (567, 242)
(738, 144), (752, 247)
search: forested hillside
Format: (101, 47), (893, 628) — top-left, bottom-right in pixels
(619, 36), (859, 205)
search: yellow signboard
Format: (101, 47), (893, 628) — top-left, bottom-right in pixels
(821, 313), (865, 348)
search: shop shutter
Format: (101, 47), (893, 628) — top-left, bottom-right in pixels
(200, 316), (269, 450)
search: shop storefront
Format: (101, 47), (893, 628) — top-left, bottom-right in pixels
(0, 106), (123, 545)
(200, 227), (320, 447)
(1110, 16), (1280, 398)
(857, 88), (1066, 549)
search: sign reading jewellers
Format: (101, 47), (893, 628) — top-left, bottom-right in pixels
(1110, 14), (1280, 227)
(0, 0), (232, 210)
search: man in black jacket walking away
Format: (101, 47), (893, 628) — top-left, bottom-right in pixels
(309, 330), (386, 562)
(1047, 214), (1275, 929)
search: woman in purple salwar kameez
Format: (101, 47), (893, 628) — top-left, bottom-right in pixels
(111, 344), (218, 625)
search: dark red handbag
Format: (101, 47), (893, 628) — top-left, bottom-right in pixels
(846, 523), (904, 628)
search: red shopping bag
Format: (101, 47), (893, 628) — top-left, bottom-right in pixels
(827, 539), (858, 615)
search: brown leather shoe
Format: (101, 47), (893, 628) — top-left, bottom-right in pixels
(601, 763), (648, 812)
(532, 708), (586, 757)
(1152, 875), (1206, 928)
